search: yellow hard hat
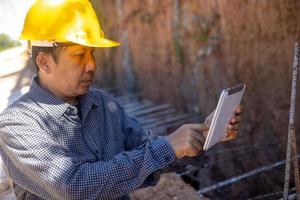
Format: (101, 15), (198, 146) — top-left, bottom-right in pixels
(20, 0), (120, 48)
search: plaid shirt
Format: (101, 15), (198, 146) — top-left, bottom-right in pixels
(0, 77), (181, 200)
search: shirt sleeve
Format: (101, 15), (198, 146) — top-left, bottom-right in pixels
(115, 102), (174, 188)
(118, 99), (206, 172)
(0, 112), (176, 200)
(117, 101), (206, 182)
(164, 154), (207, 173)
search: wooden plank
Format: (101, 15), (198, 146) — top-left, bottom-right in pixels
(116, 93), (141, 104)
(138, 108), (176, 121)
(126, 102), (156, 113)
(141, 113), (176, 126)
(131, 104), (171, 117)
(123, 100), (153, 110)
(149, 115), (200, 135)
(144, 114), (190, 129)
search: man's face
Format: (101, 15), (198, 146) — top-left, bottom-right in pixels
(46, 45), (97, 98)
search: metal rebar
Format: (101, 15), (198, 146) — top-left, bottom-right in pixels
(283, 42), (300, 200)
(291, 127), (300, 199)
(197, 155), (300, 196)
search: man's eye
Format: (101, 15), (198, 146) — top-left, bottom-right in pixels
(74, 53), (85, 58)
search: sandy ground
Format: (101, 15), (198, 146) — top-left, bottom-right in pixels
(130, 173), (207, 200)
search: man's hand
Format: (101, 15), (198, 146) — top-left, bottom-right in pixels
(166, 124), (209, 159)
(166, 106), (243, 159)
(222, 105), (243, 142)
(204, 105), (243, 142)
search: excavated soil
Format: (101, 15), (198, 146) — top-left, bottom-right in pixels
(92, 0), (300, 198)
(130, 173), (208, 200)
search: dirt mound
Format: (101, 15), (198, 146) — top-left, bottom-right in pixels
(130, 173), (209, 200)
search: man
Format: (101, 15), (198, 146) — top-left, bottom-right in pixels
(0, 0), (242, 199)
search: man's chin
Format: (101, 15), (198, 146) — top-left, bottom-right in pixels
(76, 86), (90, 96)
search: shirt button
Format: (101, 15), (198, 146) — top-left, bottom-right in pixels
(66, 107), (74, 115)
(95, 150), (99, 154)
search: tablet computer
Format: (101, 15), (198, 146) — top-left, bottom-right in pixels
(203, 84), (246, 151)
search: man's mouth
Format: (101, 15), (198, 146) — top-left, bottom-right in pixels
(81, 80), (93, 85)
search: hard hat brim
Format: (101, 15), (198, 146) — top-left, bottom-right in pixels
(79, 37), (120, 48)
(23, 37), (120, 48)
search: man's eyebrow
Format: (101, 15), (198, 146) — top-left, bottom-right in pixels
(85, 47), (96, 52)
(70, 46), (95, 53)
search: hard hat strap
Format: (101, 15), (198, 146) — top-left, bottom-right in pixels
(27, 41), (76, 56)
(30, 40), (57, 47)
(30, 41), (76, 48)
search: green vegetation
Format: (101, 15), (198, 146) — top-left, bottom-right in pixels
(173, 38), (184, 64)
(0, 33), (21, 52)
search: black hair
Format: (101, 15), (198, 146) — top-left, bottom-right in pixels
(31, 46), (65, 72)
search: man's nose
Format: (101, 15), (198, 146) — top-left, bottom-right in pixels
(85, 54), (97, 72)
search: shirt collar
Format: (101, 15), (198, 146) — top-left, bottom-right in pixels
(77, 87), (100, 123)
(28, 76), (100, 119)
(78, 87), (100, 107)
(28, 76), (72, 119)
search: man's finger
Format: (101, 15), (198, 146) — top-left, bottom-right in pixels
(227, 123), (239, 131)
(235, 105), (243, 114)
(226, 130), (237, 139)
(188, 142), (202, 156)
(190, 137), (203, 152)
(188, 123), (210, 132)
(192, 130), (206, 144)
(230, 115), (241, 124)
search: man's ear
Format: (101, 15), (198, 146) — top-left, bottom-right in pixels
(36, 52), (51, 73)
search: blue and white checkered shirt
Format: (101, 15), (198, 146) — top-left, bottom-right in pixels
(0, 77), (184, 200)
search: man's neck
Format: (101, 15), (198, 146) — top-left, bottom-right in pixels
(62, 97), (78, 106)
(37, 75), (78, 106)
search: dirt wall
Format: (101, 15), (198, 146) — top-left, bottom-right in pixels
(91, 0), (300, 198)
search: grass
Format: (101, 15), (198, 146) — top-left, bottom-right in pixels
(0, 33), (21, 52)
